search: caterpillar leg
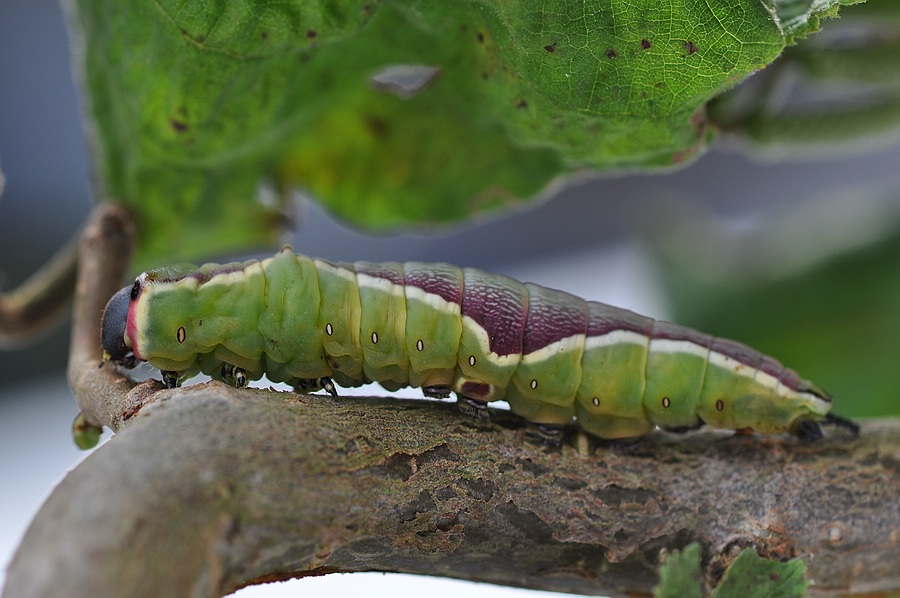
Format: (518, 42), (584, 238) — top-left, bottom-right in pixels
(527, 423), (566, 447)
(457, 397), (490, 420)
(455, 378), (501, 420)
(422, 385), (452, 399)
(792, 413), (860, 441)
(791, 418), (824, 442)
(161, 371), (180, 389)
(605, 437), (644, 452)
(822, 413), (860, 437)
(662, 421), (705, 435)
(221, 364), (248, 388)
(295, 377), (338, 397)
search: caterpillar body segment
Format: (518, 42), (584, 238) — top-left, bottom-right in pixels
(101, 248), (852, 441)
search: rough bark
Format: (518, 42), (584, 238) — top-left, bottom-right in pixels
(3, 204), (899, 598)
(4, 386), (899, 598)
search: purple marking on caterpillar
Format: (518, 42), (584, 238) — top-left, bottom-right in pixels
(403, 262), (464, 306)
(461, 269), (527, 357)
(586, 303), (654, 338)
(355, 261), (405, 287)
(710, 338), (764, 370)
(651, 320), (713, 348)
(521, 284), (589, 354)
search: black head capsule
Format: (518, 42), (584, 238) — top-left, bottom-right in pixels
(101, 285), (137, 368)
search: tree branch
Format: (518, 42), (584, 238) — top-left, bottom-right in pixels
(3, 385), (898, 598)
(3, 203), (898, 598)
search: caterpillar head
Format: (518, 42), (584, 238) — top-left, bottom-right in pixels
(101, 284), (138, 368)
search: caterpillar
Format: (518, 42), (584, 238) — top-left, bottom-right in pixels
(101, 247), (858, 442)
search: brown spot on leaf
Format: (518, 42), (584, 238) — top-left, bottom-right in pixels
(684, 40), (697, 55)
(365, 116), (389, 138)
(477, 32), (485, 43)
(516, 99), (528, 109)
(606, 48), (616, 59)
(306, 29), (317, 39)
(544, 42), (557, 53)
(170, 118), (188, 133)
(641, 39), (651, 50)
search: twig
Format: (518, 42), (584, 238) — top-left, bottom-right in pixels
(64, 203), (164, 438)
(0, 231), (79, 348)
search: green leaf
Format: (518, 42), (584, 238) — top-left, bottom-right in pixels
(72, 412), (102, 450)
(712, 548), (807, 598)
(68, 0), (851, 264)
(654, 543), (704, 598)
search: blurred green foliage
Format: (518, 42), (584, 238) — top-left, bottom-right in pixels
(653, 542), (808, 597)
(654, 543), (703, 598)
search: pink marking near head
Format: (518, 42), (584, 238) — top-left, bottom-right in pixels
(126, 280), (145, 361)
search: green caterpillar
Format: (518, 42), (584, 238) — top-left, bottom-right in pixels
(101, 248), (857, 441)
